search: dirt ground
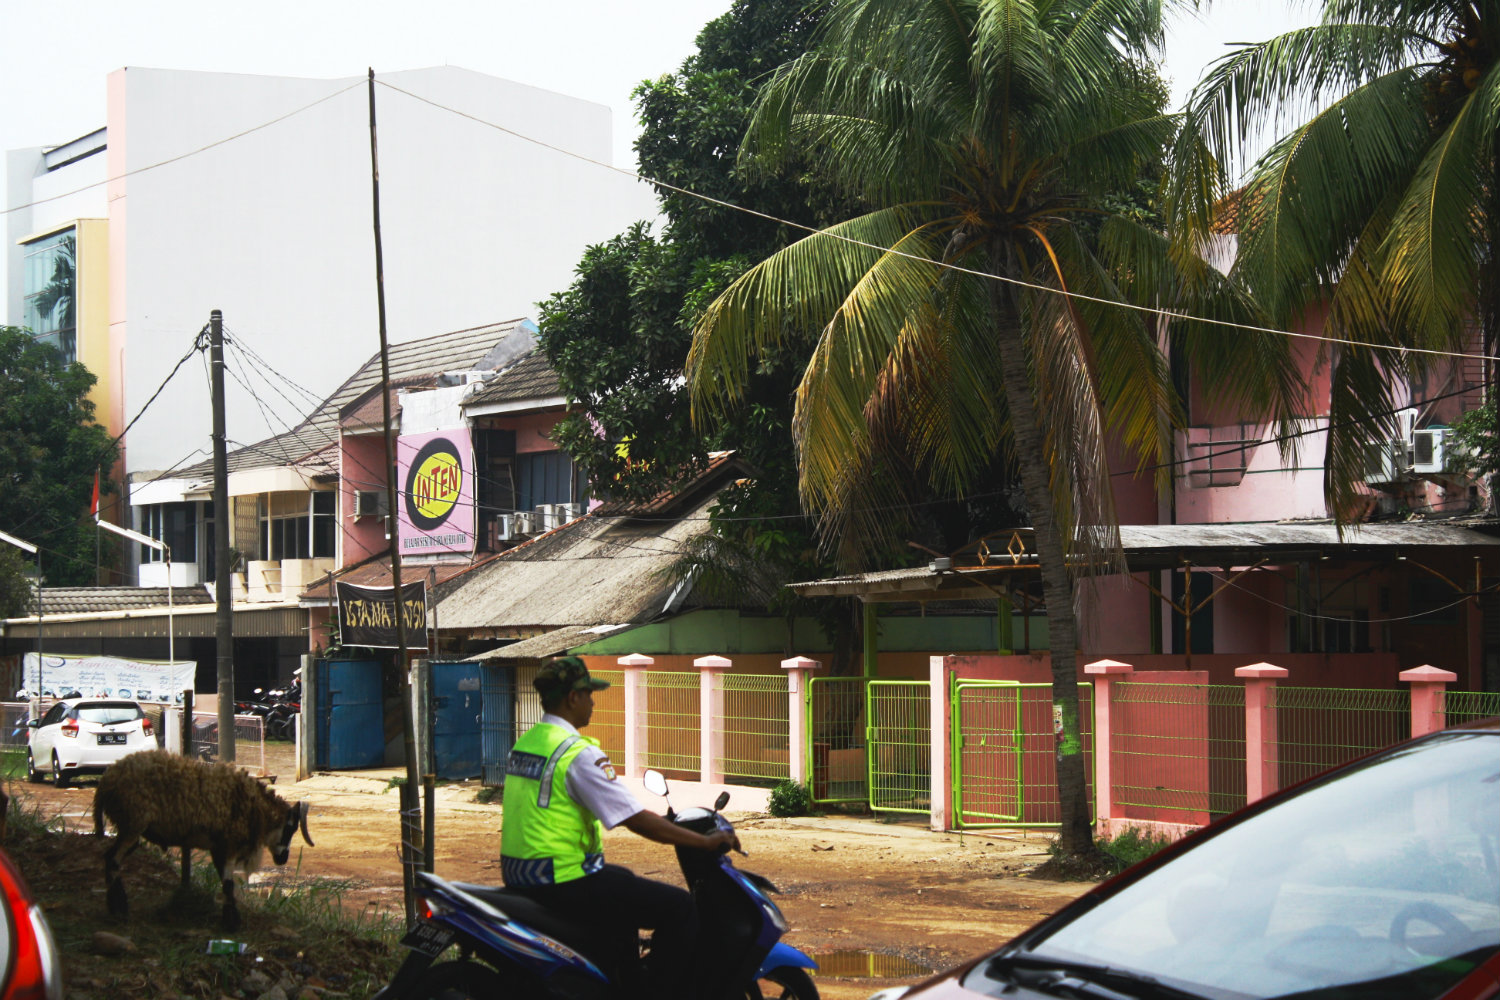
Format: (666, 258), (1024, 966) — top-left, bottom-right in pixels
(13, 743), (1091, 1000)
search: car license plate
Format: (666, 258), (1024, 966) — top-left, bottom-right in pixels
(97, 733), (126, 745)
(400, 923), (454, 957)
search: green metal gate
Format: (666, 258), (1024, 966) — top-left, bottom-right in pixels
(806, 677), (868, 804)
(953, 680), (1094, 828)
(866, 680), (931, 814)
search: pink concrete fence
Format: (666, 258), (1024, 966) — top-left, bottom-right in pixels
(1088, 660), (1485, 840)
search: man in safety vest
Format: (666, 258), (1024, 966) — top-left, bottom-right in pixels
(501, 656), (737, 998)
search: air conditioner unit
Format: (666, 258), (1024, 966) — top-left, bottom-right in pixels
(513, 510), (537, 535)
(560, 502), (583, 522)
(537, 504), (561, 531)
(1411, 427), (1446, 474)
(1364, 439), (1406, 485)
(353, 490), (389, 518)
(495, 514), (517, 542)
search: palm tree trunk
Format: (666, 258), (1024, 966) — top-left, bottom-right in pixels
(988, 244), (1095, 858)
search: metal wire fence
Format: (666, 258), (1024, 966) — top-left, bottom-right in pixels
(589, 669), (625, 761)
(867, 680), (930, 814)
(716, 673), (789, 786)
(1271, 686), (1409, 787)
(644, 671), (700, 781)
(1110, 682), (1245, 820)
(808, 677), (868, 804)
(954, 682), (1095, 828)
(1442, 690), (1500, 728)
(192, 712), (267, 774)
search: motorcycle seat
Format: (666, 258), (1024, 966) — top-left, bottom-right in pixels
(453, 883), (620, 969)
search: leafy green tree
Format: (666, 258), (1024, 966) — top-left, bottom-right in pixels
(0, 326), (118, 588)
(687, 0), (1304, 863)
(1169, 0), (1500, 516)
(0, 546), (32, 620)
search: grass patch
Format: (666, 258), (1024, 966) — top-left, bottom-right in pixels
(0, 746), (27, 781)
(475, 785), (501, 804)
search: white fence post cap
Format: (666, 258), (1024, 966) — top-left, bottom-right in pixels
(1235, 662), (1289, 679)
(693, 655), (733, 669)
(780, 656), (822, 671)
(617, 653), (654, 667)
(1084, 658), (1133, 675)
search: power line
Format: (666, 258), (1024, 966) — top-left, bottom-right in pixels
(374, 77), (1500, 368)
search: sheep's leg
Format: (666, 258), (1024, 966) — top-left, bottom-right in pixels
(210, 846), (239, 932)
(104, 834), (140, 918)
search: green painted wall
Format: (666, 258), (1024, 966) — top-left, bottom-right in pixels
(574, 608), (1049, 656)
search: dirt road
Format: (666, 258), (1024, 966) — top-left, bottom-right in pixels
(17, 749), (1089, 1000)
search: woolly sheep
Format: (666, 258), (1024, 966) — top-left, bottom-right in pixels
(93, 749), (313, 930)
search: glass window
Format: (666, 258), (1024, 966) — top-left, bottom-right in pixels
(259, 492), (333, 561)
(312, 491), (335, 558)
(139, 503), (197, 563)
(21, 231), (76, 365)
(516, 450), (584, 510)
(74, 704), (144, 725)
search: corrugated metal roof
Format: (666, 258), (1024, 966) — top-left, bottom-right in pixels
(4, 604), (305, 639)
(463, 623), (638, 663)
(172, 319), (531, 480)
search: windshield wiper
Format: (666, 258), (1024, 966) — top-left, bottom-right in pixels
(982, 953), (1209, 1000)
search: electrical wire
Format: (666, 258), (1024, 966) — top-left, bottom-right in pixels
(374, 78), (1500, 367)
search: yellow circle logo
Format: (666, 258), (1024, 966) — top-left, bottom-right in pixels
(405, 439), (463, 529)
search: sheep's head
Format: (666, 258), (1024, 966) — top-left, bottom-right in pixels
(270, 801), (314, 865)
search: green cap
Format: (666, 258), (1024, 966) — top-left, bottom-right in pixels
(534, 656), (611, 700)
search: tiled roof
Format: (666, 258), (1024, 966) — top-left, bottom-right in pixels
(176, 319), (533, 480)
(33, 586), (213, 616)
(590, 451), (746, 519)
(299, 556), (489, 602)
(465, 350), (561, 407)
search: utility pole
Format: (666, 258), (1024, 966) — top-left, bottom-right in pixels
(368, 68), (423, 925)
(211, 309), (235, 762)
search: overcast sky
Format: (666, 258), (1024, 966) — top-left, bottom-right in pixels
(2, 0), (1317, 172)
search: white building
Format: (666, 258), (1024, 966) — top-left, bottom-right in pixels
(3, 64), (658, 485)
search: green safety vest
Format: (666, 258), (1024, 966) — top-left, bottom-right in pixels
(499, 722), (605, 886)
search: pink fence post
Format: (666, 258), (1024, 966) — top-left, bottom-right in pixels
(696, 655), (733, 783)
(1237, 662), (1288, 804)
(1084, 659), (1133, 835)
(929, 655), (952, 832)
(1401, 665), (1457, 736)
(781, 656), (821, 784)
(618, 654), (653, 778)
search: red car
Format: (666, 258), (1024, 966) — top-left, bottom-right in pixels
(876, 719), (1500, 1000)
(0, 847), (62, 999)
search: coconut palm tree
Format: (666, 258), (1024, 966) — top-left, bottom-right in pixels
(1169, 0), (1500, 516)
(687, 0), (1305, 860)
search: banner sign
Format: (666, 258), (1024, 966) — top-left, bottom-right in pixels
(20, 653), (196, 703)
(396, 428), (475, 556)
(336, 580), (429, 650)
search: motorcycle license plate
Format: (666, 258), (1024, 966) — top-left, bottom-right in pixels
(400, 923), (454, 957)
(97, 733), (126, 745)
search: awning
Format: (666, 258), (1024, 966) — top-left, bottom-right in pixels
(462, 623), (636, 663)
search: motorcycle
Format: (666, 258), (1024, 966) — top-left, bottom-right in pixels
(372, 769), (820, 1000)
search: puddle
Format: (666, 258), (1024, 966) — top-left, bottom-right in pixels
(813, 951), (933, 978)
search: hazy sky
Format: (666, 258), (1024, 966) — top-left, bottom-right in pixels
(2, 0), (1317, 172)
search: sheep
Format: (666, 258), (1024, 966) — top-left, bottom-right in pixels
(92, 749), (313, 931)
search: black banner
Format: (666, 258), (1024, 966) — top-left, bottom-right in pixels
(335, 580), (429, 650)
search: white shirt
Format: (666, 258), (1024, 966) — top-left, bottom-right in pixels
(541, 713), (643, 829)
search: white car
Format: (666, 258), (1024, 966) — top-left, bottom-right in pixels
(26, 699), (156, 787)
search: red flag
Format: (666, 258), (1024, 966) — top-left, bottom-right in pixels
(91, 469), (100, 518)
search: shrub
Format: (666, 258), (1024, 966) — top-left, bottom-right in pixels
(1099, 827), (1173, 872)
(768, 779), (812, 817)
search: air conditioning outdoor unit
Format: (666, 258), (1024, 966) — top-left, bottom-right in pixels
(1363, 439), (1406, 485)
(513, 510), (537, 535)
(560, 502), (583, 522)
(494, 514), (517, 542)
(538, 504), (561, 531)
(1411, 428), (1447, 474)
(353, 490), (389, 518)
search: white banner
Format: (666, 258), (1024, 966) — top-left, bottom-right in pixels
(20, 653), (196, 704)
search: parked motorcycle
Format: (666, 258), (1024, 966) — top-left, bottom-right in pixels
(372, 769), (819, 1000)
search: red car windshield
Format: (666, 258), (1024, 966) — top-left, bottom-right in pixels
(998, 732), (1500, 1000)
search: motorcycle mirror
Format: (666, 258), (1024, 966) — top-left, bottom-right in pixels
(642, 769), (669, 798)
(714, 791), (730, 812)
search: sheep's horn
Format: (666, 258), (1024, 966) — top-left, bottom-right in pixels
(297, 801), (314, 846)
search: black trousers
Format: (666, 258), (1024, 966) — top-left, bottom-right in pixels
(512, 863), (698, 998)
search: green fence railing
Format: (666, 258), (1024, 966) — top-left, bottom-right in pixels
(867, 679), (931, 814)
(807, 676), (869, 804)
(1272, 686), (1409, 788)
(716, 672), (789, 787)
(1111, 681), (1246, 819)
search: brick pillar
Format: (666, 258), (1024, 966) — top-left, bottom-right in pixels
(781, 656), (821, 784)
(618, 653), (653, 778)
(1401, 664), (1457, 737)
(1084, 659), (1133, 832)
(929, 655), (952, 832)
(1236, 662), (1288, 804)
(695, 655), (732, 783)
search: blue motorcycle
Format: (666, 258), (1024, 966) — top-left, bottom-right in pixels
(373, 770), (819, 1000)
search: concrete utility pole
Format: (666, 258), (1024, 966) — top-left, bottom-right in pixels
(211, 309), (235, 762)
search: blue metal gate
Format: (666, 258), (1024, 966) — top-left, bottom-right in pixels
(430, 662), (483, 780)
(316, 659), (385, 770)
(480, 664), (517, 786)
